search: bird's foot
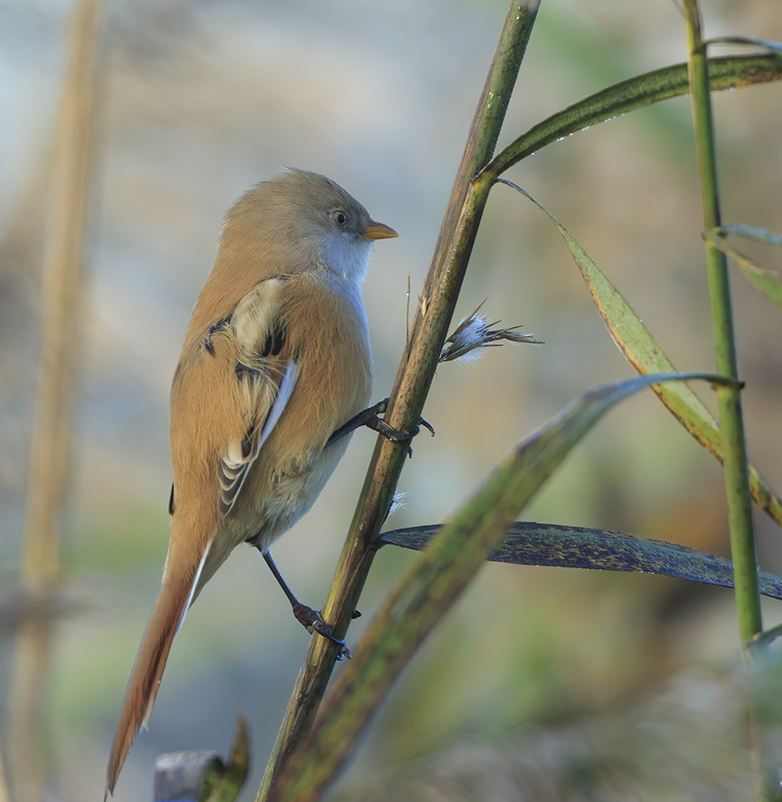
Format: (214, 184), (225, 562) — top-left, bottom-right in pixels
(326, 398), (435, 457)
(291, 602), (352, 660)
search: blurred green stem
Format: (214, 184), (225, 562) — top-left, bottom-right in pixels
(685, 1), (765, 795)
(684, 0), (761, 645)
(257, 2), (540, 800)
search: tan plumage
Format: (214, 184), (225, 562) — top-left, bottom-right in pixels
(105, 169), (397, 796)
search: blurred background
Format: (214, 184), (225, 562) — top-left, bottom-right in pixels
(1, 0), (781, 799)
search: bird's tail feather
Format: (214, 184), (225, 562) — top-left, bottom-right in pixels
(104, 553), (203, 798)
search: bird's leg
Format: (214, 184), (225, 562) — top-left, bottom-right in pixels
(326, 398), (435, 453)
(261, 551), (352, 660)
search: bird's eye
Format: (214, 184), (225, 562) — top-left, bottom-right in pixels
(333, 210), (348, 226)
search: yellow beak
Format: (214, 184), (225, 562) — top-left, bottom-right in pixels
(363, 220), (398, 240)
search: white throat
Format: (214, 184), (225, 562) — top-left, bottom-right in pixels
(321, 233), (373, 283)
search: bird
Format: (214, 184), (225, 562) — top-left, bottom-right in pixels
(105, 168), (399, 796)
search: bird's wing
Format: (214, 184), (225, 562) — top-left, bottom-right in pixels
(214, 278), (299, 518)
(217, 360), (299, 517)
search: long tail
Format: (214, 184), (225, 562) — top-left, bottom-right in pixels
(105, 545), (208, 798)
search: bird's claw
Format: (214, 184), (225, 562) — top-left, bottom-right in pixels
(292, 602), (352, 660)
(401, 416), (435, 458)
(311, 618), (352, 660)
(326, 397), (434, 459)
(367, 400), (435, 460)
